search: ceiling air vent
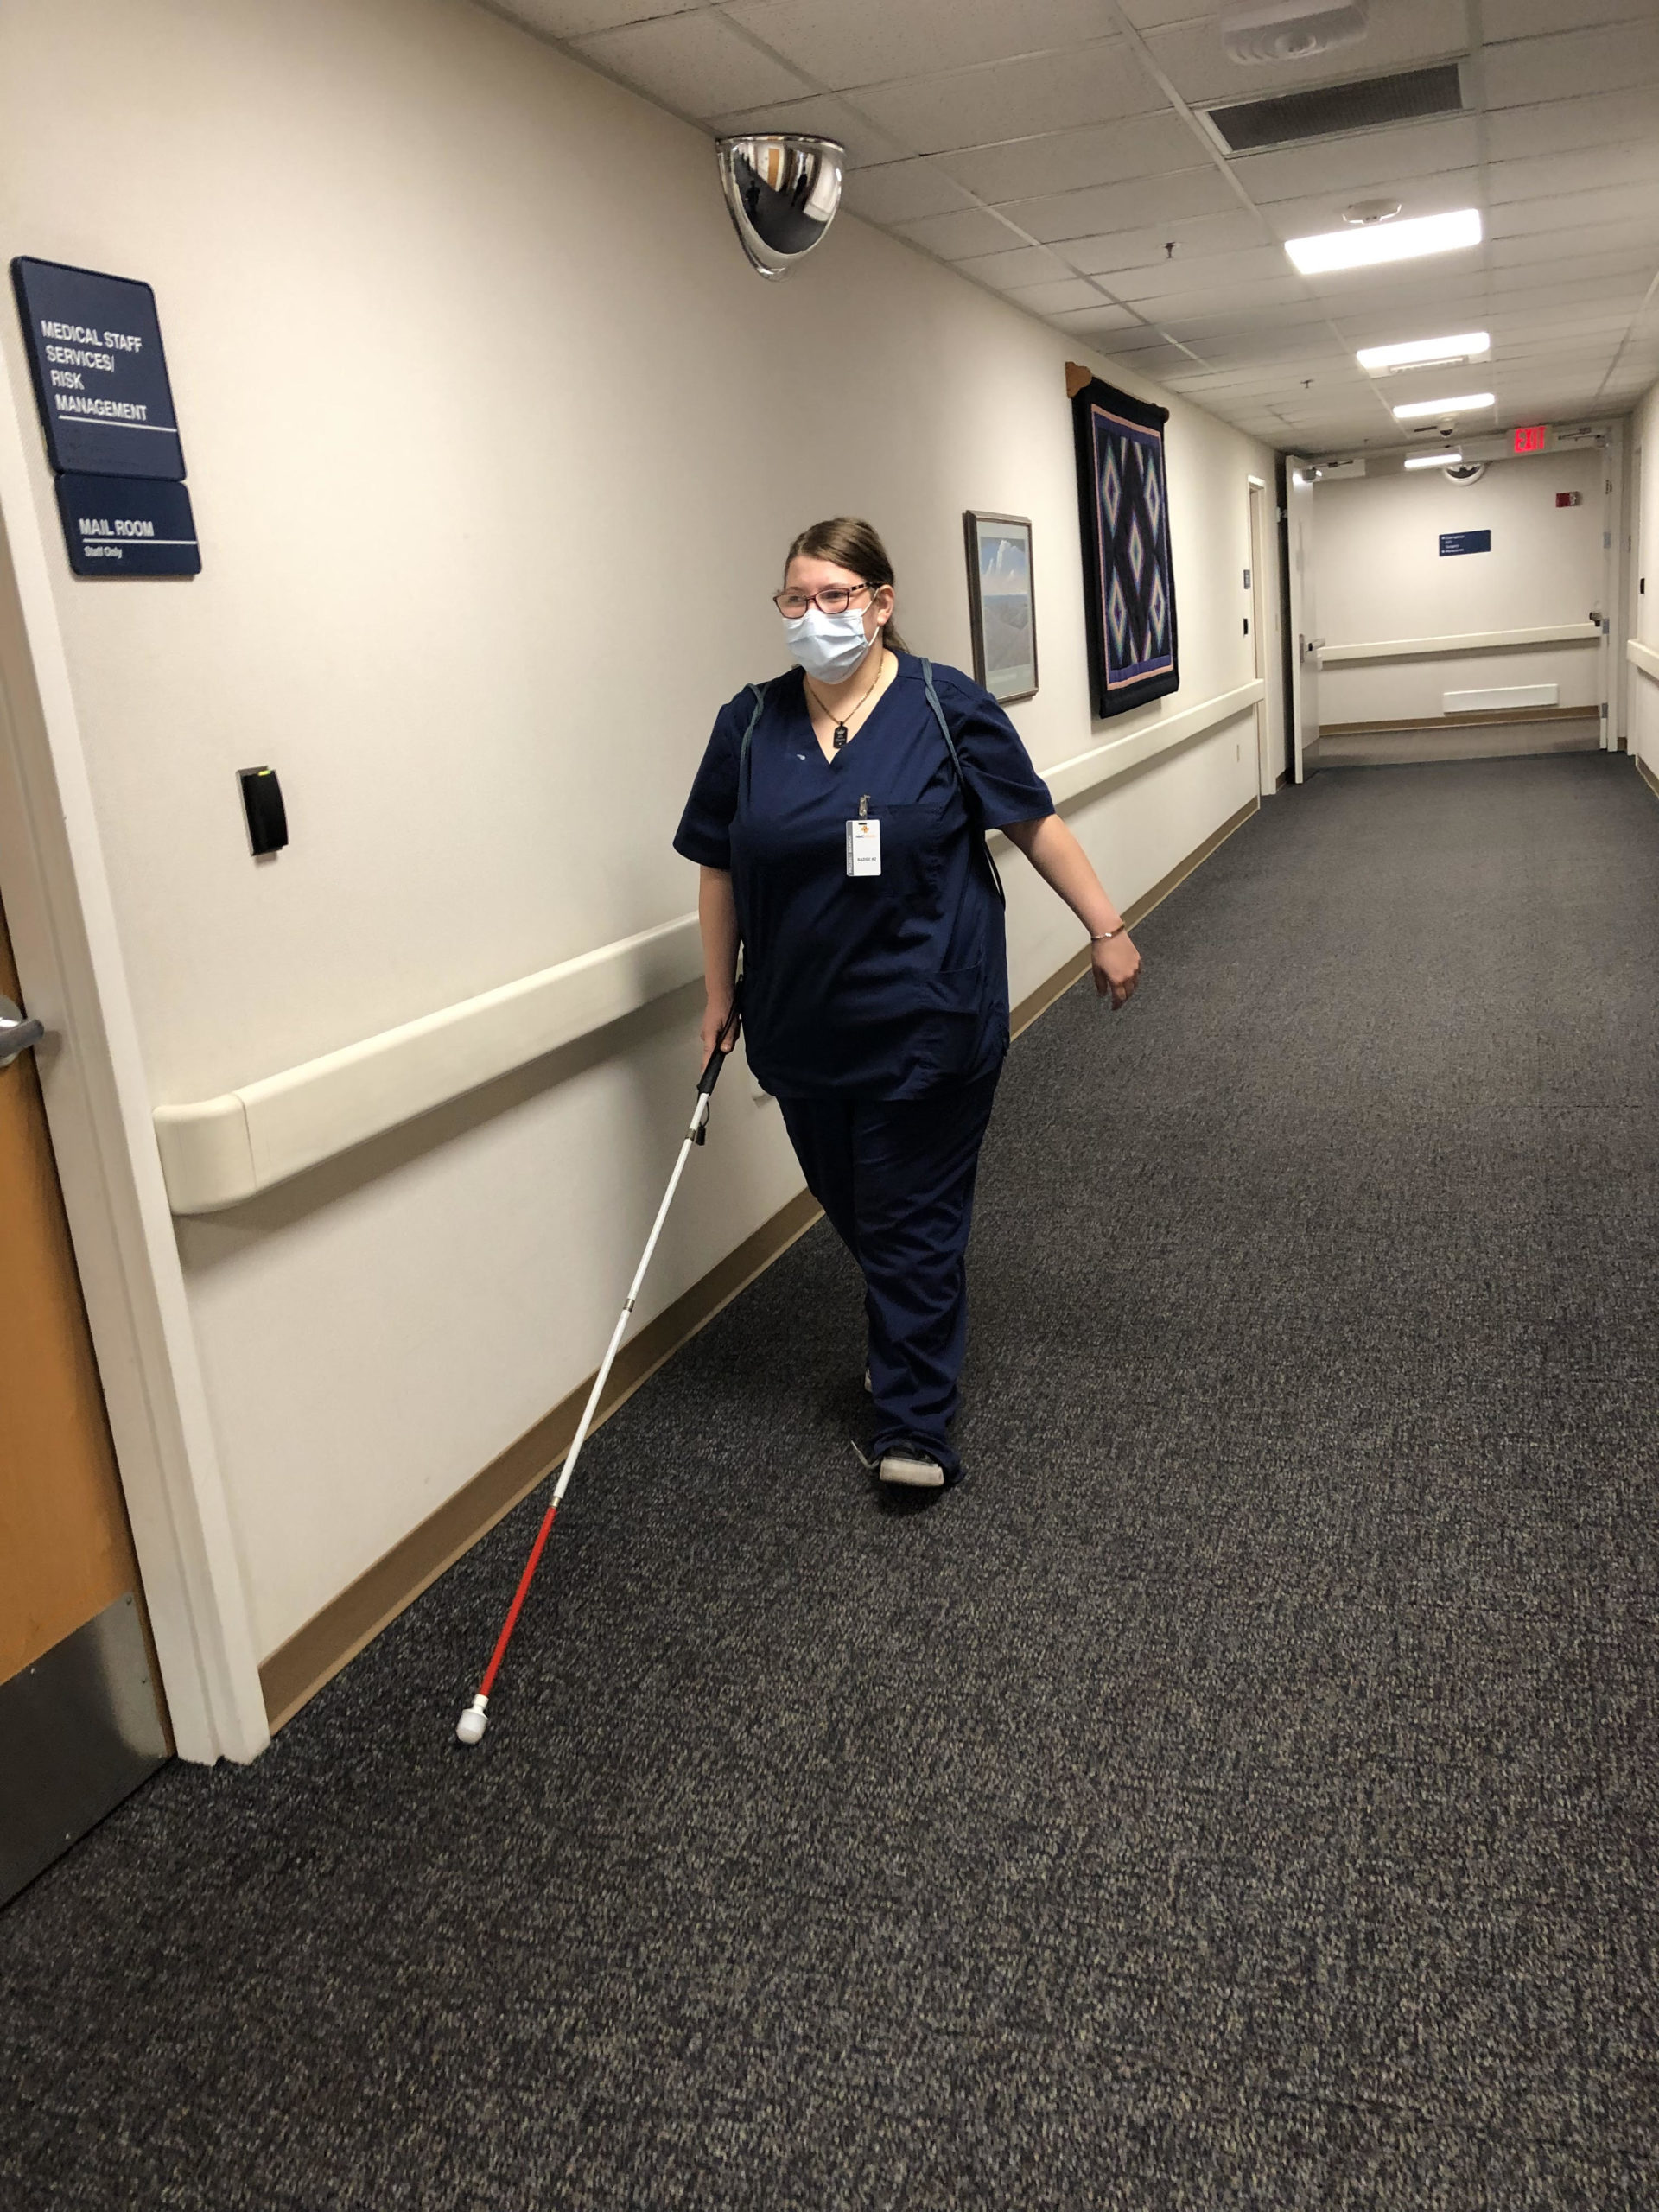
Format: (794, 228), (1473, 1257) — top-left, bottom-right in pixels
(1205, 60), (1465, 154)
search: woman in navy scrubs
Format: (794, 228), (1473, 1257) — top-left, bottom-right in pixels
(675, 518), (1140, 1491)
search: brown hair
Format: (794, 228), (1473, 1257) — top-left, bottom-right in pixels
(785, 516), (912, 656)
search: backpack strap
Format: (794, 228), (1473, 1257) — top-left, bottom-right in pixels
(920, 659), (1006, 908)
(738, 680), (770, 805)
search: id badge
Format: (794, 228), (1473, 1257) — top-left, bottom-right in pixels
(845, 817), (882, 878)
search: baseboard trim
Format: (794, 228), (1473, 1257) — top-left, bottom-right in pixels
(259, 1185), (823, 1729)
(1637, 753), (1659, 804)
(261, 790), (1262, 1732)
(1319, 706), (1594, 736)
(1008, 793), (1258, 1039)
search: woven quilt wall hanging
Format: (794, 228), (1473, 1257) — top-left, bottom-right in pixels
(1071, 374), (1179, 719)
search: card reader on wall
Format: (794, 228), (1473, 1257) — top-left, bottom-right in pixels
(238, 766), (288, 856)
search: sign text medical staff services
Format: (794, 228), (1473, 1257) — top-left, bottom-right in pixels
(10, 256), (199, 575)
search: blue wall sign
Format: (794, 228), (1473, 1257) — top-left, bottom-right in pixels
(11, 256), (184, 480)
(1439, 529), (1491, 556)
(54, 474), (200, 578)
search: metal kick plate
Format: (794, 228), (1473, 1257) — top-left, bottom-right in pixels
(0, 1592), (168, 1907)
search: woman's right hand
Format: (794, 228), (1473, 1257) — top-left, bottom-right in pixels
(699, 996), (737, 1065)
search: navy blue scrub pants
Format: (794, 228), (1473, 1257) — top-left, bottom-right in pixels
(779, 1068), (1001, 1479)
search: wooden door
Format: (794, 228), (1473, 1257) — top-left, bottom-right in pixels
(0, 884), (167, 1903)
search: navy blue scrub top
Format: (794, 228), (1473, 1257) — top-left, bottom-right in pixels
(674, 654), (1053, 1100)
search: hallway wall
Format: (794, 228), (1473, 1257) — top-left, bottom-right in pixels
(0, 0), (1282, 1694)
(1315, 448), (1606, 728)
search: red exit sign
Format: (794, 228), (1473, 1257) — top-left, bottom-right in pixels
(1514, 423), (1548, 454)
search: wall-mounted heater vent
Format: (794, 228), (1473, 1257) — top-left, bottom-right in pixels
(1204, 60), (1464, 153)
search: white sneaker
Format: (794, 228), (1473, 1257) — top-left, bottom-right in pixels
(878, 1450), (945, 1490)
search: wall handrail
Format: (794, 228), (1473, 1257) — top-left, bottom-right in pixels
(1320, 621), (1600, 665)
(153, 678), (1264, 1214)
(1629, 637), (1659, 683)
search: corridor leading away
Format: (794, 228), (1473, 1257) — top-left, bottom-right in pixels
(3, 755), (1655, 2209)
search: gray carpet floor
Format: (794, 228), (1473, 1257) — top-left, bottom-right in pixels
(3, 753), (1657, 2209)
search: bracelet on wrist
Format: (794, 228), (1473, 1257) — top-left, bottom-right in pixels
(1089, 924), (1124, 942)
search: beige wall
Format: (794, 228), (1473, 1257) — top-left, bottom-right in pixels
(1314, 447), (1607, 728)
(0, 0), (1283, 1680)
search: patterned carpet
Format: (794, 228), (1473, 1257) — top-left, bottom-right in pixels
(3, 753), (1656, 2209)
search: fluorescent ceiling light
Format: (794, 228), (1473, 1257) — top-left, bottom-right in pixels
(1284, 207), (1482, 275)
(1404, 451), (1460, 469)
(1392, 391), (1496, 420)
(1357, 331), (1490, 374)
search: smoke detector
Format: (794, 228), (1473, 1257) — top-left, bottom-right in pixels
(1221, 0), (1370, 66)
(1343, 198), (1402, 226)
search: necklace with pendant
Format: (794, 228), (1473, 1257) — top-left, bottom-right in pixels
(808, 656), (885, 750)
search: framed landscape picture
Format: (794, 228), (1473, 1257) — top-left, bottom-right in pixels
(963, 512), (1038, 703)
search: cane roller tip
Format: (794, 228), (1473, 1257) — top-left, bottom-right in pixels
(455, 1695), (489, 1745)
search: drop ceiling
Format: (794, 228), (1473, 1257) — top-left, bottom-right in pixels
(485, 0), (1659, 451)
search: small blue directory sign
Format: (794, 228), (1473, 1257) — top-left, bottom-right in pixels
(1439, 530), (1491, 556)
(10, 256), (184, 480)
(54, 474), (200, 578)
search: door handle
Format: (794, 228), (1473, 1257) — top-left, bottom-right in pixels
(0, 994), (46, 1071)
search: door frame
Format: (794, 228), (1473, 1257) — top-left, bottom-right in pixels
(0, 369), (266, 1764)
(1281, 455), (1319, 784)
(1601, 418), (1624, 752)
(1247, 475), (1271, 795)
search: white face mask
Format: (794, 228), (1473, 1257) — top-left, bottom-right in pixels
(784, 601), (879, 683)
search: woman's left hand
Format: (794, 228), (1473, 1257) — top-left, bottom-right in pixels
(1092, 931), (1141, 1009)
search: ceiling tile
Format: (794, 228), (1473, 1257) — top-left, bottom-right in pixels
(1158, 332), (1351, 373)
(489, 0), (704, 35)
(1154, 309), (1347, 355)
(1048, 308), (1167, 344)
(1065, 228), (1280, 283)
(569, 10), (812, 118)
(1104, 276), (1317, 321)
(840, 158), (976, 226)
(1113, 0), (1227, 28)
(1483, 22), (1659, 107)
(1092, 245), (1294, 301)
(1097, 340), (1210, 378)
(952, 243), (1076, 291)
(722, 0), (1111, 93)
(1001, 164), (1242, 245)
(850, 40), (1167, 158)
(892, 206), (1032, 260)
(1488, 247), (1659, 290)
(1488, 141), (1659, 203)
(1488, 183), (1659, 241)
(1226, 116), (1483, 207)
(1141, 0), (1468, 107)
(1484, 0), (1658, 35)
(1014, 209), (1266, 272)
(1006, 279), (1138, 316)
(709, 90), (911, 166)
(936, 113), (1205, 203)
(1486, 86), (1659, 162)
(1488, 219), (1659, 265)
